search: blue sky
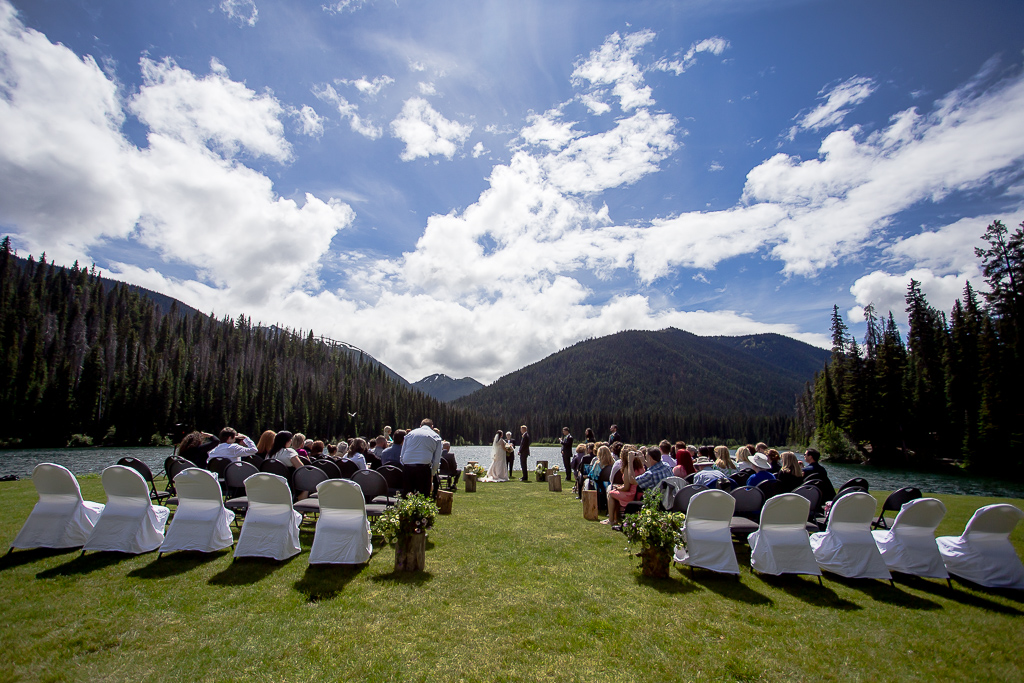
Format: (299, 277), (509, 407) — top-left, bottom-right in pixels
(2, 0), (1024, 383)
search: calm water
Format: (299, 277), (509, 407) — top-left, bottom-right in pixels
(2, 445), (1023, 500)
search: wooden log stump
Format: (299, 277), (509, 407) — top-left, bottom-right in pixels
(583, 489), (598, 520)
(548, 473), (562, 492)
(464, 473), (477, 492)
(394, 532), (426, 572)
(436, 489), (454, 514)
(640, 546), (671, 578)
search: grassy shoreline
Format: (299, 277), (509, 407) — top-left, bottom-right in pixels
(1, 474), (1023, 682)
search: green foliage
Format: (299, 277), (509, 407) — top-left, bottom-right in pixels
(810, 421), (861, 463)
(620, 489), (686, 552)
(66, 433), (93, 447)
(371, 493), (438, 544)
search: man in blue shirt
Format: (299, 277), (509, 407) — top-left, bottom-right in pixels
(401, 419), (444, 497)
(380, 429), (405, 467)
(635, 447), (672, 491)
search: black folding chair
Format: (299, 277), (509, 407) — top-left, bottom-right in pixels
(731, 469), (753, 486)
(337, 459), (359, 480)
(756, 478), (784, 500)
(838, 477), (870, 494)
(116, 457), (170, 505)
(729, 486), (765, 538)
(350, 469), (390, 517)
(223, 461), (259, 524)
(292, 465), (328, 520)
(670, 484), (708, 513)
(378, 464), (404, 498)
(872, 486), (922, 529)
(313, 459), (343, 480)
(163, 455), (193, 503)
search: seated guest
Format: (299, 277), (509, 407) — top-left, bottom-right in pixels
(604, 451), (646, 526)
(745, 453), (776, 488)
(694, 445), (715, 469)
(380, 430), (405, 467)
(254, 430), (276, 458)
(309, 440), (325, 459)
(269, 430), (303, 468)
(766, 448), (781, 473)
(802, 448), (826, 477)
(372, 435), (388, 460)
(734, 446), (755, 472)
(692, 467), (728, 488)
(658, 440), (675, 468)
(178, 431), (219, 468)
(634, 446), (673, 491)
(673, 443), (696, 478)
(327, 443), (338, 457)
(587, 445), (615, 495)
(610, 444), (635, 483)
(208, 427), (257, 463)
(571, 443), (586, 477)
(776, 451), (804, 492)
(336, 442), (349, 457)
(290, 433), (308, 460)
(345, 437), (370, 471)
(712, 445), (737, 476)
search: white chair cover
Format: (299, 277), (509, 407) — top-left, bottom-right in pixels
(749, 493), (820, 577)
(160, 468), (235, 554)
(309, 480), (372, 565)
(659, 476), (686, 509)
(936, 504), (1024, 589)
(83, 465), (170, 554)
(809, 492), (890, 579)
(674, 489), (739, 575)
(871, 497), (948, 579)
(10, 464), (104, 549)
(234, 473), (301, 561)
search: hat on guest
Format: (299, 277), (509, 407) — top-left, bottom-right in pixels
(750, 453), (771, 471)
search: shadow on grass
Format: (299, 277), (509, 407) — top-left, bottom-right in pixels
(0, 547), (80, 571)
(635, 573), (702, 594)
(36, 550), (141, 578)
(948, 578), (1024, 605)
(208, 554), (297, 586)
(674, 565), (774, 605)
(827, 574), (943, 610)
(897, 575), (1024, 615)
(370, 568), (434, 586)
(294, 563), (366, 602)
(127, 549), (229, 579)
(758, 573), (861, 610)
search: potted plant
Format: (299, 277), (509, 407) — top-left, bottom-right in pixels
(372, 493), (439, 572)
(620, 489), (685, 578)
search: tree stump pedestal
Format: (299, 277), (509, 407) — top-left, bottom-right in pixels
(548, 473), (562, 492)
(583, 489), (598, 520)
(436, 489), (454, 514)
(464, 473), (477, 492)
(395, 532), (426, 572)
(640, 546), (671, 578)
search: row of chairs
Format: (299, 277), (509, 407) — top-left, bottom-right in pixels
(8, 463), (372, 564)
(673, 488), (1024, 589)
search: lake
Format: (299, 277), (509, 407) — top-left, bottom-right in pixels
(2, 445), (1023, 500)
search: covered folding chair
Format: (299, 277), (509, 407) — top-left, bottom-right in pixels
(83, 465), (170, 554)
(9, 464), (104, 551)
(159, 468), (234, 556)
(809, 491), (890, 580)
(117, 456), (171, 505)
(936, 504), (1024, 589)
(670, 484), (707, 513)
(873, 487), (922, 529)
(309, 480), (372, 565)
(674, 489), (739, 575)
(659, 476), (687, 509)
(748, 494), (820, 578)
(234, 473), (302, 561)
(871, 497), (948, 580)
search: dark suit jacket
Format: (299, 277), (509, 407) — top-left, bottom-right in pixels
(519, 432), (531, 456)
(560, 434), (574, 458)
(608, 430), (624, 445)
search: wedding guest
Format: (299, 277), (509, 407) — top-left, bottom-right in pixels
(713, 445), (737, 476)
(587, 445), (615, 495)
(585, 428), (596, 444)
(346, 437), (370, 471)
(381, 430), (405, 467)
(634, 446), (673, 491)
(610, 444), (633, 482)
(802, 448), (826, 477)
(401, 419), (444, 497)
(755, 442), (769, 454)
(693, 467), (728, 487)
(326, 443), (338, 457)
(734, 446), (755, 472)
(776, 451), (804, 492)
(659, 440), (675, 468)
(255, 430), (276, 458)
(336, 442), (349, 457)
(269, 430), (303, 468)
(290, 433), (308, 460)
(178, 431), (219, 468)
(746, 453), (776, 488)
(765, 448), (781, 474)
(572, 443), (588, 496)
(309, 440), (325, 459)
(384, 425), (393, 444)
(673, 442), (696, 477)
(604, 451), (646, 526)
(373, 436), (387, 460)
(208, 427), (257, 464)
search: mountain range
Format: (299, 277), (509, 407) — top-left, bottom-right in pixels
(411, 374), (485, 402)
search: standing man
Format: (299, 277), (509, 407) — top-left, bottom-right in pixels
(518, 424), (531, 482)
(608, 424), (625, 446)
(559, 427), (574, 482)
(401, 418), (444, 497)
(504, 431), (515, 477)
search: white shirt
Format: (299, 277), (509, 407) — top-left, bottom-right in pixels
(401, 425), (444, 473)
(209, 437), (257, 463)
(345, 453), (368, 471)
(273, 447), (299, 467)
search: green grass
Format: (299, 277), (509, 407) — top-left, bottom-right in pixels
(1, 473), (1023, 682)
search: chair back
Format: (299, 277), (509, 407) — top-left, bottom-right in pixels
(756, 478), (784, 499)
(102, 465), (153, 503)
(684, 472), (697, 484)
(313, 459), (343, 479)
(117, 457), (155, 483)
(963, 504), (1024, 538)
(224, 461), (260, 489)
(32, 463), (83, 499)
(686, 489), (736, 523)
(671, 484), (707, 513)
(293, 466), (329, 495)
(350, 469), (388, 503)
(882, 486), (922, 513)
(730, 486), (765, 520)
(207, 457), (233, 477)
(243, 472), (293, 506)
(832, 486), (867, 505)
(791, 484), (822, 513)
(173, 468), (224, 503)
(378, 465), (404, 489)
(838, 477), (870, 493)
(612, 469), (624, 486)
(890, 497), (946, 535)
(759, 493), (811, 527)
(337, 460), (360, 479)
(714, 477), (735, 491)
(166, 457), (193, 484)
(598, 465), (612, 483)
(731, 469), (753, 486)
(259, 459), (291, 478)
(580, 455), (595, 466)
(825, 491), (876, 530)
(316, 479), (366, 511)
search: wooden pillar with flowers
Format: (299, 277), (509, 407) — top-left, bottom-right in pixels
(621, 489), (686, 578)
(373, 493), (439, 572)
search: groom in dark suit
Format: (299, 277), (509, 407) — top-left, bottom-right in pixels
(518, 424), (531, 482)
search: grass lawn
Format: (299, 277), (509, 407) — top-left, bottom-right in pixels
(1, 473), (1023, 682)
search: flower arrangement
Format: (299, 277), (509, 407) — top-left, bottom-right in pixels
(550, 465), (560, 475)
(620, 489), (685, 554)
(464, 463), (486, 477)
(372, 493), (438, 545)
(504, 442), (514, 455)
(535, 462), (547, 477)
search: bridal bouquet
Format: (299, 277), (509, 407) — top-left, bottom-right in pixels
(504, 442), (514, 455)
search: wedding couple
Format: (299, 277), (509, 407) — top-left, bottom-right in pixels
(481, 425), (529, 482)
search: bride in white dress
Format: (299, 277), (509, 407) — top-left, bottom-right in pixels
(481, 430), (509, 482)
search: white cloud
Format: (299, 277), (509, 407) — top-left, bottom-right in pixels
(323, 0), (370, 14)
(847, 269), (975, 325)
(518, 109), (579, 151)
(572, 30), (655, 111)
(788, 76), (875, 139)
(339, 74), (394, 98)
(652, 36), (730, 75)
(312, 83), (382, 138)
(579, 92), (611, 115)
(293, 105), (324, 137)
(390, 97), (472, 161)
(709, 161), (723, 172)
(417, 81), (436, 96)
(471, 141), (487, 158)
(220, 0), (258, 26)
(408, 60), (426, 72)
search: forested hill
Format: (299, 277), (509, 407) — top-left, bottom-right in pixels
(0, 243), (489, 448)
(454, 328), (829, 445)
